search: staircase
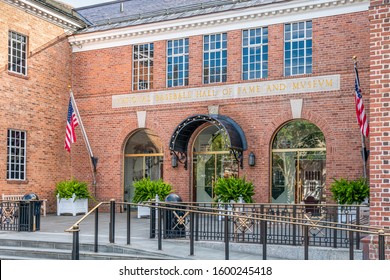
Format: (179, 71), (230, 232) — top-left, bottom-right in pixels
(0, 239), (182, 260)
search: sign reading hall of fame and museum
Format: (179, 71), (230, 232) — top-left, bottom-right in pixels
(112, 75), (340, 108)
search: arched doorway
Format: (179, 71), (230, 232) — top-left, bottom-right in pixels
(192, 125), (239, 202)
(271, 120), (326, 204)
(123, 129), (163, 203)
(169, 114), (247, 202)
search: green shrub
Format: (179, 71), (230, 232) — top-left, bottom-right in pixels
(132, 178), (173, 203)
(330, 177), (369, 205)
(55, 178), (93, 201)
(213, 176), (255, 203)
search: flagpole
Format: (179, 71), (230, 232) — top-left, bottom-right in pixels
(68, 86), (98, 188)
(353, 56), (368, 179)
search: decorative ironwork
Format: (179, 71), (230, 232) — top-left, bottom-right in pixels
(169, 114), (247, 169)
(170, 150), (188, 169)
(230, 148), (243, 169)
(150, 203), (369, 248)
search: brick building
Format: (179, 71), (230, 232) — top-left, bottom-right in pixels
(0, 0), (85, 211)
(69, 0), (371, 206)
(1, 0), (389, 258)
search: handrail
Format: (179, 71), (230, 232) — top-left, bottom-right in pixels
(139, 201), (389, 234)
(65, 200), (389, 260)
(65, 202), (105, 232)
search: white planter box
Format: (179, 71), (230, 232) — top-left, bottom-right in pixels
(57, 194), (88, 216)
(137, 204), (151, 218)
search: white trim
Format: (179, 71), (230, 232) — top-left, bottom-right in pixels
(69, 0), (369, 53)
(4, 0), (84, 30)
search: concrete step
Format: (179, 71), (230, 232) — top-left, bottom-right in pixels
(0, 239), (180, 260)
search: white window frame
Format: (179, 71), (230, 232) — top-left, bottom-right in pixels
(8, 31), (28, 76)
(7, 129), (27, 181)
(203, 33), (227, 84)
(166, 38), (189, 88)
(242, 27), (268, 80)
(284, 21), (312, 76)
(133, 43), (154, 90)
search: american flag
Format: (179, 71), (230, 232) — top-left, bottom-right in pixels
(65, 97), (79, 152)
(354, 64), (369, 137)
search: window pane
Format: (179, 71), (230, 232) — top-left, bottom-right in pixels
(242, 27), (268, 80)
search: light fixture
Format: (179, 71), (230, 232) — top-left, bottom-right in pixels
(248, 152), (256, 167)
(171, 154), (178, 168)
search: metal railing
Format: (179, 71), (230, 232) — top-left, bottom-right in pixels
(65, 200), (389, 260)
(0, 200), (42, 231)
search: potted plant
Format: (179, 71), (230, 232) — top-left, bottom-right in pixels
(213, 176), (255, 203)
(132, 178), (173, 218)
(213, 176), (255, 221)
(55, 178), (93, 216)
(330, 177), (369, 223)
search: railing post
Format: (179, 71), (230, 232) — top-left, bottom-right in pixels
(195, 209), (199, 241)
(333, 208), (338, 248)
(356, 206), (360, 250)
(260, 205), (264, 244)
(127, 204), (131, 245)
(262, 219), (267, 260)
(158, 205), (162, 250)
(150, 201), (156, 238)
(304, 225), (309, 260)
(190, 211), (194, 256)
(349, 230), (354, 260)
(94, 208), (99, 252)
(109, 199), (115, 243)
(378, 230), (385, 260)
(72, 225), (80, 260)
(28, 202), (34, 232)
(292, 205), (297, 246)
(224, 204), (229, 260)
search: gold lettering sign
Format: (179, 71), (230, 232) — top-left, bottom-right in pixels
(112, 75), (340, 108)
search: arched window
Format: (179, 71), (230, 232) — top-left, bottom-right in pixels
(271, 120), (326, 204)
(124, 129), (163, 203)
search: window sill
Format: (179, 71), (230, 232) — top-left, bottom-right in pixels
(7, 71), (29, 80)
(7, 179), (29, 184)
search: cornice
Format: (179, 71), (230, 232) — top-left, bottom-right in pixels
(3, 0), (85, 30)
(69, 0), (369, 52)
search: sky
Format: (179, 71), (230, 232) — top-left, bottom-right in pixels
(59, 0), (114, 8)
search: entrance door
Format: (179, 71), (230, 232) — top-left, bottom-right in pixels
(193, 126), (238, 202)
(124, 129), (163, 204)
(271, 120), (326, 204)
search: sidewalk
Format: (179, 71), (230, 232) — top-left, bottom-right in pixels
(0, 212), (277, 260)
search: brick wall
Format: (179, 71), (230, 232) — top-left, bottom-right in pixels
(368, 0), (390, 259)
(71, 10), (370, 206)
(0, 2), (73, 212)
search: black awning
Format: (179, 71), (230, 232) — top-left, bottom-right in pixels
(169, 114), (247, 153)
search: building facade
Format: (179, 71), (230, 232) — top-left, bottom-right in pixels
(1, 0), (389, 259)
(69, 0), (370, 206)
(0, 0), (85, 211)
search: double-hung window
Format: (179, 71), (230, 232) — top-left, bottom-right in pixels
(7, 129), (26, 180)
(8, 31), (27, 76)
(203, 33), (227, 84)
(133, 43), (154, 90)
(167, 38), (189, 87)
(284, 21), (312, 76)
(242, 27), (268, 80)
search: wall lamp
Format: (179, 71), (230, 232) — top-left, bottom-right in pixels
(170, 150), (188, 169)
(248, 152), (256, 167)
(171, 153), (178, 168)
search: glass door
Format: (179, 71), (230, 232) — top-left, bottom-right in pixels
(271, 120), (326, 204)
(193, 126), (238, 202)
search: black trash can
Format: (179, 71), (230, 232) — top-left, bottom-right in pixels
(164, 193), (186, 238)
(19, 193), (41, 231)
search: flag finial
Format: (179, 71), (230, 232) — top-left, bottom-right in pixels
(352, 55), (357, 62)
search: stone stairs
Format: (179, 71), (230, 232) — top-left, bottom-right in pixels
(0, 239), (182, 260)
